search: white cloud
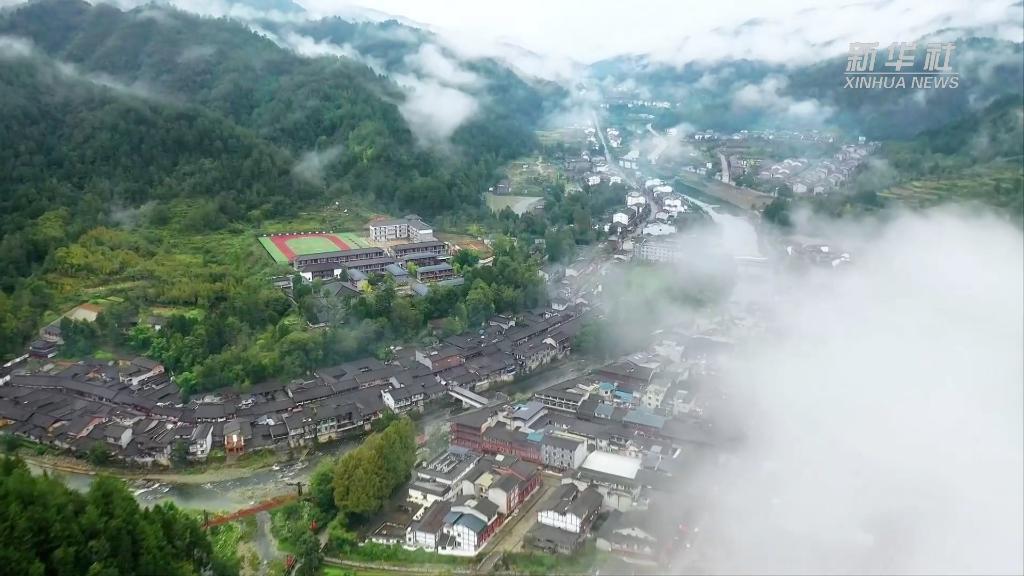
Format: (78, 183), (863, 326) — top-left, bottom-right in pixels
(0, 34), (167, 101)
(619, 207), (1024, 574)
(732, 75), (835, 125)
(0, 34), (34, 59)
(403, 43), (480, 88)
(393, 74), (479, 144)
(295, 0), (1022, 65)
(283, 32), (352, 58)
(292, 144), (345, 185)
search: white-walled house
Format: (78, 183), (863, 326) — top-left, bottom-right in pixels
(661, 194), (685, 214)
(626, 191), (647, 207)
(536, 483), (603, 534)
(189, 423), (213, 460)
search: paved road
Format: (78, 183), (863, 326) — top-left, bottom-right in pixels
(591, 110), (615, 169)
(646, 123), (668, 164)
(253, 511), (279, 576)
(476, 474), (559, 572)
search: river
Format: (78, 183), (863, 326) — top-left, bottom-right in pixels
(28, 437), (359, 512)
(27, 358), (590, 513)
(681, 194), (762, 259)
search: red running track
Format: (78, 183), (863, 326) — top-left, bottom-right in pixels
(269, 233), (350, 262)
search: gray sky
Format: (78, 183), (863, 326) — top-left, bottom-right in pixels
(298, 0), (1024, 63)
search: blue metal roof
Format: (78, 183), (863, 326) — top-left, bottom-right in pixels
(456, 514), (487, 534)
(624, 409), (666, 429)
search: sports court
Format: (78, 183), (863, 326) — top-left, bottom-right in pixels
(259, 232), (372, 263)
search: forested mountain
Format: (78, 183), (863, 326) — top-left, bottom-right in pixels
(0, 0), (556, 220)
(0, 54), (314, 285)
(861, 96), (1024, 217)
(0, 0), (562, 367)
(784, 37), (1024, 139)
(0, 457), (231, 575)
(589, 37), (1024, 139)
(254, 14), (567, 157)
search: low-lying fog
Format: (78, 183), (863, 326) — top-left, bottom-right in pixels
(622, 207), (1024, 574)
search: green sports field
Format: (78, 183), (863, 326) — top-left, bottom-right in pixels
(259, 232), (372, 264)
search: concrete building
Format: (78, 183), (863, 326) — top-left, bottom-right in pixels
(416, 263), (456, 283)
(660, 194), (684, 214)
(292, 247), (386, 268)
(578, 450), (644, 509)
(391, 240), (449, 258)
(188, 423), (212, 460)
(368, 215), (434, 243)
(626, 191), (647, 207)
(632, 239), (685, 264)
(641, 222), (676, 237)
(541, 434), (588, 470)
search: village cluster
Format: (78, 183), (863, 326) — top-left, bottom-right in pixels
(706, 131), (877, 196)
(0, 292), (727, 567)
(0, 301), (585, 467)
(378, 326), (724, 565)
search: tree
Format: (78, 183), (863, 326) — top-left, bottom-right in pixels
(60, 317), (99, 357)
(2, 434), (19, 453)
(309, 460), (338, 522)
(452, 249), (480, 270)
(331, 417), (416, 521)
(389, 299), (422, 338)
(296, 532), (321, 576)
(332, 447), (387, 517)
(574, 319), (607, 358)
(170, 440), (189, 468)
(465, 280), (496, 326)
(762, 198), (792, 228)
(292, 274), (312, 301)
(0, 457), (225, 575)
(87, 443), (111, 466)
(544, 228), (574, 262)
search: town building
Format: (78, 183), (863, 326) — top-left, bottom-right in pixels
(381, 385), (426, 414)
(440, 495), (502, 555)
(292, 247), (387, 268)
(390, 240), (449, 258)
(368, 215), (434, 243)
(632, 239), (686, 264)
(540, 433), (588, 470)
(536, 483), (603, 534)
(626, 190), (647, 207)
(416, 263), (456, 283)
(406, 500), (452, 551)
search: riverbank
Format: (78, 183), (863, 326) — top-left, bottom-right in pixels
(21, 449), (286, 485)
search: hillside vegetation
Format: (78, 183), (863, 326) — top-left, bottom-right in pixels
(0, 0), (559, 367)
